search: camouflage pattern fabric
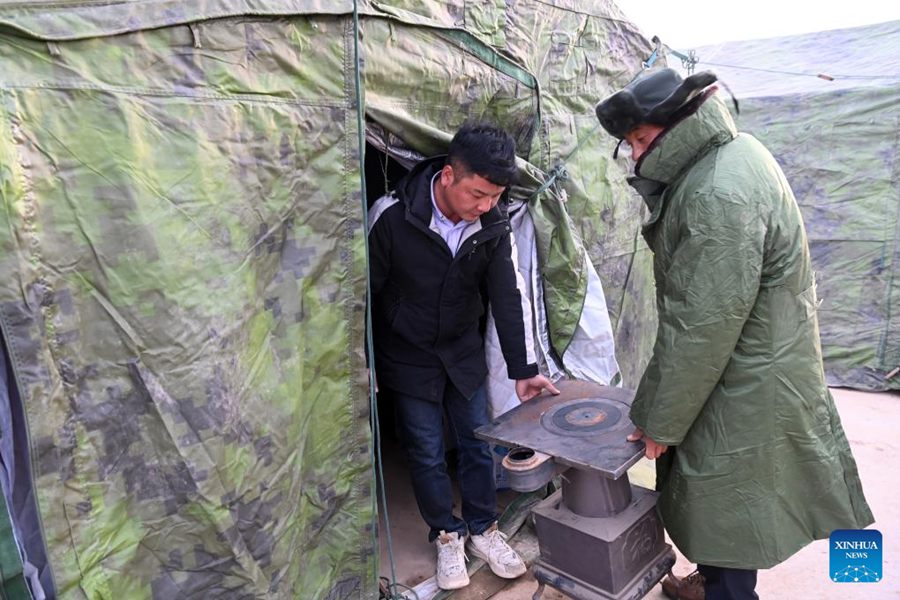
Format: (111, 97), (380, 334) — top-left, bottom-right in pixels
(0, 10), (374, 599)
(0, 1), (657, 598)
(741, 87), (900, 391)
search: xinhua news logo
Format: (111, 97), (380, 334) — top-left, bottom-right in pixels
(830, 529), (882, 583)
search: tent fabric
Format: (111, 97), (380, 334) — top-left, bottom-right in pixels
(0, 1), (656, 597)
(673, 20), (900, 390)
(485, 204), (567, 422)
(483, 199), (619, 422)
(0, 1), (355, 40)
(0, 10), (376, 599)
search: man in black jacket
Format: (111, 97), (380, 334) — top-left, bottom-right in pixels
(368, 123), (558, 590)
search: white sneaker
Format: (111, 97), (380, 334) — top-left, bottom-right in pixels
(435, 530), (470, 590)
(468, 523), (527, 579)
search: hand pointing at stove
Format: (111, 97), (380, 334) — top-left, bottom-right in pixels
(515, 375), (561, 402)
(627, 428), (669, 459)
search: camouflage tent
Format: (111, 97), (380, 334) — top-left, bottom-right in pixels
(673, 20), (900, 391)
(0, 1), (657, 597)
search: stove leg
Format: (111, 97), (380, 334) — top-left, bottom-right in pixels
(531, 581), (545, 600)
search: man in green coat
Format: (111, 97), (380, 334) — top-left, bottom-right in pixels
(594, 68), (874, 599)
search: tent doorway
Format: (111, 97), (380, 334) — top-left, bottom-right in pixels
(364, 137), (480, 591)
(364, 137), (525, 594)
(364, 138), (434, 589)
(363, 136), (408, 446)
(364, 138), (411, 210)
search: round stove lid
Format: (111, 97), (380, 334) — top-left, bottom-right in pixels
(540, 397), (627, 437)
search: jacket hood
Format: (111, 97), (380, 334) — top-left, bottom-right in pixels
(635, 90), (738, 185)
(396, 155), (444, 222)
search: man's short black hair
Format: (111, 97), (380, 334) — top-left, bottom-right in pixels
(446, 122), (518, 188)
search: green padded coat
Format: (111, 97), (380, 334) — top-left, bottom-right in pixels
(628, 91), (874, 569)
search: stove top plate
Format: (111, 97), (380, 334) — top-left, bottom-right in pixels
(475, 380), (644, 479)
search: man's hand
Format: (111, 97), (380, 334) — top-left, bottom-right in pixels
(627, 427), (668, 460)
(515, 375), (560, 402)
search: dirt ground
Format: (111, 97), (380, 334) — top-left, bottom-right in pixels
(379, 387), (900, 599)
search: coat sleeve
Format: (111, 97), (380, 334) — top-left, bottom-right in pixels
(486, 228), (539, 380)
(630, 191), (766, 445)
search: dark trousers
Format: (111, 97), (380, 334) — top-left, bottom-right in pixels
(392, 382), (497, 542)
(698, 564), (759, 600)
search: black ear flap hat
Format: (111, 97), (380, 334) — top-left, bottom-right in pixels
(595, 68), (718, 139)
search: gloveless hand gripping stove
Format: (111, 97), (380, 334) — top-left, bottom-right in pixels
(475, 380), (675, 600)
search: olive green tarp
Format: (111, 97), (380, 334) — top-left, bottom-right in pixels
(0, 1), (657, 597)
(677, 20), (900, 391)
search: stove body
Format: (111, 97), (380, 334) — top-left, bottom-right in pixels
(476, 380), (675, 600)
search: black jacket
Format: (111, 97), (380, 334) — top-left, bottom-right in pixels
(368, 157), (538, 402)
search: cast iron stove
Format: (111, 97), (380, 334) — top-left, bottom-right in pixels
(476, 380), (675, 600)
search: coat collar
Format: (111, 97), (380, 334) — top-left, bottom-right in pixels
(634, 90), (738, 186)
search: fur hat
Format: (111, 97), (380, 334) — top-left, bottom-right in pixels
(595, 68), (718, 139)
